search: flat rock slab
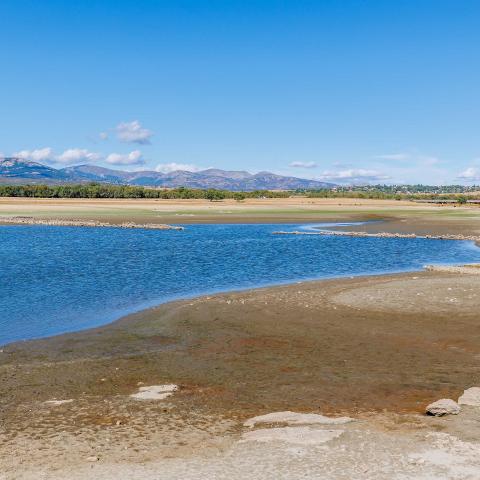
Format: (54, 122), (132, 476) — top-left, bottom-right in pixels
(130, 384), (178, 400)
(244, 411), (353, 428)
(458, 387), (480, 406)
(241, 426), (344, 445)
(43, 399), (74, 406)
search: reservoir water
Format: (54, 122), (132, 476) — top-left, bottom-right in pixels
(1, 223), (480, 345)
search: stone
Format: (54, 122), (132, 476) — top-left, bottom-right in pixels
(458, 387), (480, 406)
(425, 399), (460, 416)
(130, 384), (178, 400)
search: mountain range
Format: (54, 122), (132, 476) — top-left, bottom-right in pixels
(0, 157), (334, 190)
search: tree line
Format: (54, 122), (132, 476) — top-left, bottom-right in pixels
(0, 183), (289, 200)
(304, 189), (475, 202)
(0, 183), (477, 202)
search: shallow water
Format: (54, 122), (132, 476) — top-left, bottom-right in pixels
(1, 223), (480, 345)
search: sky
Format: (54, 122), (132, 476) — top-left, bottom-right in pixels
(1, 0), (480, 184)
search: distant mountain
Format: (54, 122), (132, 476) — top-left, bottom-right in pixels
(0, 157), (71, 184)
(61, 164), (132, 183)
(0, 157), (335, 190)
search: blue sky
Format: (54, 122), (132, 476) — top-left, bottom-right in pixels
(1, 0), (480, 184)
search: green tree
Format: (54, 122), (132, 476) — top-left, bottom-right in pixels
(233, 192), (246, 202)
(205, 189), (225, 201)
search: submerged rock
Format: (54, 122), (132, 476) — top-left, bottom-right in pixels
(426, 399), (461, 416)
(458, 387), (480, 406)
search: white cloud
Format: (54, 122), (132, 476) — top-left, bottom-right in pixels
(318, 169), (390, 184)
(375, 152), (441, 167)
(289, 161), (317, 168)
(15, 148), (102, 165)
(56, 148), (102, 165)
(14, 147), (54, 163)
(155, 162), (202, 173)
(105, 150), (144, 166)
(116, 120), (153, 144)
(374, 153), (410, 161)
(419, 155), (440, 166)
(332, 162), (353, 168)
(99, 132), (108, 140)
(13, 146), (148, 167)
(457, 167), (480, 182)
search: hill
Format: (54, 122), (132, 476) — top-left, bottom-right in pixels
(0, 158), (335, 190)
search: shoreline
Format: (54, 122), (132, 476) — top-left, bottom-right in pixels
(4, 259), (480, 350)
(4, 267), (480, 468)
(3, 268), (480, 410)
(4, 229), (480, 348)
(4, 211), (480, 477)
(273, 228), (480, 243)
(0, 268), (429, 348)
(2, 216), (480, 348)
(4, 270), (480, 477)
(0, 215), (184, 230)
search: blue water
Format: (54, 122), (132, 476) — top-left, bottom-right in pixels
(1, 223), (480, 346)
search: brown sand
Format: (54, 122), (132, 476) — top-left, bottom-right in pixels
(3, 271), (480, 419)
(2, 271), (480, 477)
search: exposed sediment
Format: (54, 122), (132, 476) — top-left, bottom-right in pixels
(424, 264), (480, 274)
(273, 229), (480, 242)
(4, 270), (480, 478)
(0, 216), (184, 230)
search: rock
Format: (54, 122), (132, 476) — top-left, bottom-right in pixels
(130, 384), (178, 400)
(458, 387), (480, 406)
(244, 411), (353, 428)
(44, 399), (74, 406)
(86, 456), (99, 462)
(241, 426), (344, 445)
(426, 399), (460, 416)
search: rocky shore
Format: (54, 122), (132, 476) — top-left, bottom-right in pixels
(0, 216), (184, 230)
(273, 229), (480, 242)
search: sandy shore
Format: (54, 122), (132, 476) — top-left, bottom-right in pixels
(2, 270), (480, 478)
(2, 206), (480, 478)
